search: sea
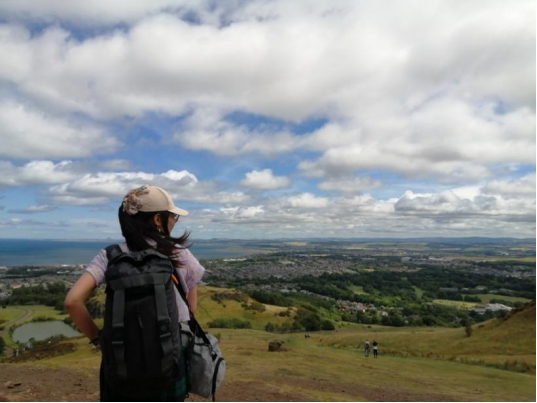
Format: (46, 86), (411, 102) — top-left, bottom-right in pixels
(0, 239), (261, 266)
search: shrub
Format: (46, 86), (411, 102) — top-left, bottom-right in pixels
(465, 322), (473, 337)
(321, 320), (335, 331)
(248, 301), (266, 312)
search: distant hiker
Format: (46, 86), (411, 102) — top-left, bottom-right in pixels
(372, 340), (379, 358)
(363, 339), (370, 357)
(65, 185), (205, 402)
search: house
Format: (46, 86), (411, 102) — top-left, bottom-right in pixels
(472, 303), (512, 314)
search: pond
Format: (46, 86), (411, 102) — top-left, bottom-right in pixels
(12, 321), (81, 344)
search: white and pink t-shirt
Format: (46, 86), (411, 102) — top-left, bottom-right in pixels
(85, 243), (205, 322)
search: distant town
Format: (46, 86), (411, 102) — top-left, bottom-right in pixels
(1, 238), (534, 326)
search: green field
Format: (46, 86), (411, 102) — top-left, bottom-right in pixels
(0, 305), (68, 349)
(433, 299), (478, 309)
(350, 285), (368, 295)
(413, 286), (424, 298)
(474, 294), (532, 304)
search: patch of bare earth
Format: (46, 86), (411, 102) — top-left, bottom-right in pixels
(0, 364), (98, 402)
(0, 364), (455, 402)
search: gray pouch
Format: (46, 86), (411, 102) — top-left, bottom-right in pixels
(180, 324), (226, 401)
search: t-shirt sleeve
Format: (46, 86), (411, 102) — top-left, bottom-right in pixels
(174, 248), (205, 290)
(85, 249), (108, 286)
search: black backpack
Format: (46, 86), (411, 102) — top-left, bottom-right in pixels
(100, 245), (182, 398)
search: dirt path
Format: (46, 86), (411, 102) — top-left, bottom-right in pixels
(0, 309), (33, 357)
(0, 363), (456, 402)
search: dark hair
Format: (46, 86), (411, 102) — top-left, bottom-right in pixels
(118, 206), (191, 256)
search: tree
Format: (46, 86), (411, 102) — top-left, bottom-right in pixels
(0, 336), (5, 356)
(464, 322), (473, 338)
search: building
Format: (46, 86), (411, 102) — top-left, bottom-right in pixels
(472, 303), (512, 314)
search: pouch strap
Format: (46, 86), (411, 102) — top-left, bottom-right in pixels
(212, 357), (224, 402)
(172, 275), (212, 346)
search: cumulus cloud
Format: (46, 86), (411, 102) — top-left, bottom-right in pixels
(0, 1), (534, 238)
(287, 193), (329, 209)
(0, 0), (237, 26)
(240, 169), (290, 190)
(0, 160), (80, 186)
(47, 170), (194, 204)
(0, 1), (532, 121)
(481, 173), (536, 197)
(318, 176), (382, 193)
(0, 101), (118, 160)
(44, 168), (250, 207)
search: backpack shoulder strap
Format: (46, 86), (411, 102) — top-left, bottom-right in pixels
(105, 244), (123, 265)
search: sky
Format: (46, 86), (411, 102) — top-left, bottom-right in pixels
(0, 0), (535, 240)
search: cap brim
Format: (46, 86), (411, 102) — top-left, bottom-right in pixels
(169, 206), (189, 216)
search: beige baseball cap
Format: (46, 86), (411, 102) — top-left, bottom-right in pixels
(122, 185), (189, 216)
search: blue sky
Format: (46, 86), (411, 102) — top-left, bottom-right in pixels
(0, 0), (535, 240)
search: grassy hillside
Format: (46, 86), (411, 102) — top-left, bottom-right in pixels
(1, 290), (535, 401)
(9, 326), (535, 402)
(318, 302), (536, 373)
(475, 294), (532, 304)
(195, 286), (294, 330)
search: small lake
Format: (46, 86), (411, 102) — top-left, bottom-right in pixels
(12, 321), (81, 344)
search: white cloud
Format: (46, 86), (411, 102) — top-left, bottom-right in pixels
(219, 205), (265, 221)
(240, 169), (290, 190)
(0, 101), (118, 160)
(0, 1), (532, 121)
(43, 168), (250, 207)
(481, 173), (536, 198)
(318, 176), (382, 193)
(8, 204), (57, 214)
(287, 193), (329, 209)
(0, 0), (235, 26)
(161, 170), (199, 185)
(395, 190), (474, 214)
(0, 160), (79, 186)
(0, 1), (534, 238)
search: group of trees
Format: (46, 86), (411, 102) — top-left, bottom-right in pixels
(235, 267), (533, 329)
(207, 318), (252, 329)
(2, 282), (68, 311)
(265, 309), (335, 333)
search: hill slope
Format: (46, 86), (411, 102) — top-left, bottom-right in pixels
(319, 301), (536, 373)
(0, 292), (534, 401)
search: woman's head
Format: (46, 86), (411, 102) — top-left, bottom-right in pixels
(119, 185), (190, 254)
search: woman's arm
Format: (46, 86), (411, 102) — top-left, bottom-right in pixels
(64, 272), (100, 341)
(187, 286), (198, 314)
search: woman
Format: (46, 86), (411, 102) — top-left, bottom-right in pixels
(64, 185), (205, 401)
